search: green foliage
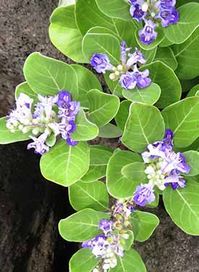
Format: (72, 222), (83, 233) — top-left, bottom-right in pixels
(131, 211), (160, 242)
(144, 61), (181, 108)
(0, 117), (30, 144)
(155, 47), (178, 71)
(98, 123), (122, 138)
(164, 2), (199, 44)
(15, 82), (37, 100)
(115, 100), (131, 131)
(111, 249), (147, 272)
(107, 149), (142, 198)
(69, 248), (99, 272)
(122, 103), (165, 152)
(69, 180), (109, 211)
(121, 162), (147, 183)
(40, 140), (90, 186)
(81, 145), (112, 183)
(82, 27), (120, 64)
(72, 109), (99, 141)
(173, 28), (199, 80)
(184, 151), (199, 176)
(87, 89), (120, 127)
(122, 83), (161, 105)
(162, 97), (199, 148)
(59, 208), (109, 242)
(163, 182), (199, 235)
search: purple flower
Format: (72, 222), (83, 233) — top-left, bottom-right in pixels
(159, 8), (179, 27)
(133, 183), (155, 206)
(134, 69), (151, 88)
(164, 171), (186, 190)
(27, 132), (50, 155)
(119, 72), (137, 90)
(120, 41), (128, 65)
(57, 90), (71, 108)
(99, 219), (113, 234)
(130, 3), (146, 22)
(126, 48), (146, 67)
(90, 53), (113, 74)
(160, 0), (176, 9)
(139, 20), (158, 45)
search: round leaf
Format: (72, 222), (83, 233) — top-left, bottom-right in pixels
(72, 109), (99, 141)
(122, 83), (161, 105)
(131, 211), (160, 242)
(40, 140), (90, 186)
(164, 2), (199, 44)
(107, 149), (142, 198)
(87, 89), (120, 127)
(69, 248), (99, 272)
(95, 0), (132, 21)
(183, 151), (199, 177)
(155, 47), (178, 71)
(69, 180), (109, 211)
(163, 182), (199, 235)
(49, 5), (86, 62)
(121, 162), (147, 182)
(98, 123), (122, 138)
(162, 97), (199, 148)
(111, 249), (147, 272)
(23, 52), (78, 97)
(82, 27), (120, 65)
(59, 208), (109, 242)
(143, 61), (181, 108)
(122, 103), (165, 152)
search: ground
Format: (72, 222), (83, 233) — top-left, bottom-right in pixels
(0, 0), (199, 271)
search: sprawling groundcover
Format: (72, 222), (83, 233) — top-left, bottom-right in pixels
(1, 0), (199, 271)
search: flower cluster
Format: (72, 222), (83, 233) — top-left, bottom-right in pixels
(82, 200), (135, 271)
(133, 129), (190, 207)
(129, 0), (179, 44)
(6, 91), (80, 154)
(90, 41), (151, 90)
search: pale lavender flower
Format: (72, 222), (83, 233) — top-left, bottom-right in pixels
(90, 53), (113, 74)
(139, 20), (158, 45)
(99, 219), (113, 234)
(160, 0), (176, 9)
(134, 69), (151, 88)
(164, 170), (186, 190)
(126, 48), (146, 67)
(130, 2), (146, 22)
(119, 72), (137, 90)
(27, 132), (50, 155)
(159, 8), (179, 27)
(133, 183), (155, 206)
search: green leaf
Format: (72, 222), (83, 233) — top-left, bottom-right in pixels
(115, 100), (131, 131)
(87, 89), (120, 127)
(49, 5), (86, 62)
(136, 27), (165, 50)
(121, 162), (147, 182)
(107, 149), (142, 198)
(121, 230), (134, 251)
(131, 211), (159, 242)
(173, 28), (199, 80)
(40, 140), (90, 186)
(71, 64), (102, 107)
(164, 2), (199, 44)
(69, 248), (99, 272)
(59, 208), (109, 242)
(122, 83), (161, 105)
(69, 180), (109, 211)
(162, 97), (199, 148)
(15, 82), (37, 100)
(81, 145), (112, 183)
(187, 84), (199, 97)
(143, 61), (181, 108)
(111, 18), (138, 47)
(155, 47), (178, 71)
(76, 0), (115, 35)
(163, 182), (199, 235)
(23, 52), (78, 97)
(72, 109), (99, 141)
(98, 123), (122, 138)
(111, 249), (147, 272)
(122, 103), (165, 152)
(82, 27), (120, 65)
(184, 151), (199, 177)
(95, 0), (132, 21)
(0, 117), (30, 144)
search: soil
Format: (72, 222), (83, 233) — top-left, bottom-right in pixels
(0, 0), (199, 272)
